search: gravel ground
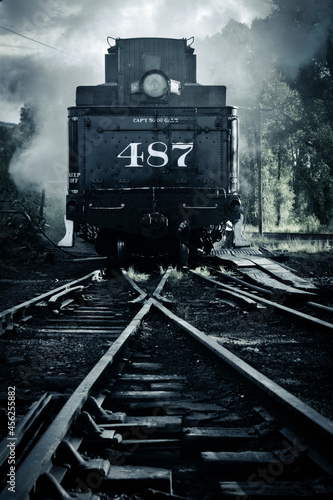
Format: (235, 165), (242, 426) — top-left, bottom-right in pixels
(0, 238), (104, 310)
(0, 239), (332, 427)
(165, 253), (333, 421)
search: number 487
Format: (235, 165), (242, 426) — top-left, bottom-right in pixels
(117, 141), (194, 167)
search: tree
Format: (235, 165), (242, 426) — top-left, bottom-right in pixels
(243, 0), (333, 228)
(0, 125), (17, 197)
(0, 103), (41, 257)
(293, 98), (333, 225)
(239, 71), (304, 228)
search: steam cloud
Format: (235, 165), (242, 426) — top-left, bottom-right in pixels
(0, 0), (332, 201)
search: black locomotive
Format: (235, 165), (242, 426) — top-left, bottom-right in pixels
(65, 37), (248, 265)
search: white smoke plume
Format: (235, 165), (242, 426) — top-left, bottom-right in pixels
(1, 0), (332, 201)
(0, 0), (274, 198)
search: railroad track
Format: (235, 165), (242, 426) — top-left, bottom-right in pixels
(247, 232), (333, 243)
(189, 267), (333, 334)
(0, 258), (333, 499)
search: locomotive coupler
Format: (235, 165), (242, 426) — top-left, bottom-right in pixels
(177, 220), (190, 245)
(140, 212), (168, 238)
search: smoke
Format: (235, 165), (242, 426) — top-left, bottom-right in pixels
(1, 0), (332, 206)
(0, 0), (274, 200)
(256, 1), (333, 80)
(0, 1), (102, 199)
(1, 52), (93, 199)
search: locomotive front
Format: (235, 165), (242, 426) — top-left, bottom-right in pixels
(65, 37), (248, 265)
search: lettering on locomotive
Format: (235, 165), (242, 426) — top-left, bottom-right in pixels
(118, 142), (194, 168)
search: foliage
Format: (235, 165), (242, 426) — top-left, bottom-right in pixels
(236, 0), (333, 229)
(1, 3), (333, 237)
(0, 126), (18, 197)
(0, 103), (43, 257)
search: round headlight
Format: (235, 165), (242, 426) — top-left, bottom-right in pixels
(141, 71), (169, 98)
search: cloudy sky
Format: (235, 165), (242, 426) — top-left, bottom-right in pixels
(0, 0), (274, 195)
(0, 0), (274, 122)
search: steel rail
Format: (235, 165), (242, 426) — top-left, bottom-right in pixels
(151, 298), (333, 464)
(213, 266), (333, 317)
(250, 232), (333, 241)
(120, 266), (173, 303)
(0, 393), (52, 472)
(306, 301), (333, 316)
(152, 266), (174, 302)
(0, 270), (102, 334)
(212, 267), (274, 297)
(189, 268), (333, 333)
(0, 269), (172, 499)
(4, 265), (332, 498)
(119, 268), (148, 303)
(1, 298), (154, 500)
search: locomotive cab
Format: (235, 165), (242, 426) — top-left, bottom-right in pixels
(63, 37), (249, 265)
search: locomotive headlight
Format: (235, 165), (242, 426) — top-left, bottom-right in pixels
(141, 70), (169, 98)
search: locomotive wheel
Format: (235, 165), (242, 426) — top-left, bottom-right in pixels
(117, 235), (128, 267)
(95, 227), (116, 257)
(179, 243), (189, 267)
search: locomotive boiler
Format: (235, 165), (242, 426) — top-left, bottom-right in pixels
(64, 37), (249, 265)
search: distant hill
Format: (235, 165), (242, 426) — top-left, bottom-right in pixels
(0, 121), (16, 128)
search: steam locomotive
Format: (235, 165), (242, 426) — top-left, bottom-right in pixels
(63, 37), (249, 265)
